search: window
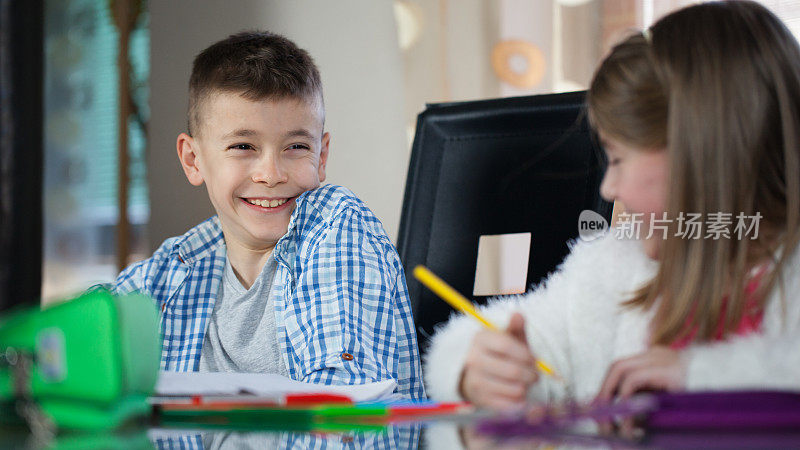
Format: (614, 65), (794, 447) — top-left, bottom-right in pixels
(42, 0), (149, 302)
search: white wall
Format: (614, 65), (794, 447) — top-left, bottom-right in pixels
(148, 0), (409, 251)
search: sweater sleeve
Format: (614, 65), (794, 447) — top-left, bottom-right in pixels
(686, 330), (800, 391)
(425, 233), (637, 403)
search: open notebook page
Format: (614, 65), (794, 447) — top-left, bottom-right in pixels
(154, 371), (397, 403)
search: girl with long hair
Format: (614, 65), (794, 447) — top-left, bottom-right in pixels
(426, 1), (800, 409)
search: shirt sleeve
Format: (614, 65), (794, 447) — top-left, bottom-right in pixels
(295, 208), (425, 399)
(109, 260), (148, 295)
(83, 259), (148, 296)
(104, 236), (179, 297)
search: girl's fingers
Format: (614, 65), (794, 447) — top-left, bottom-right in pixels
(478, 331), (536, 365)
(617, 417), (644, 440)
(597, 358), (631, 401)
(598, 347), (686, 401)
(617, 367), (659, 399)
(462, 369), (528, 409)
(596, 420), (614, 436)
(618, 361), (683, 398)
(462, 347), (536, 407)
(597, 354), (649, 401)
(472, 351), (537, 384)
(484, 396), (527, 411)
(506, 312), (528, 342)
(525, 404), (548, 422)
(460, 314), (547, 410)
(475, 374), (529, 402)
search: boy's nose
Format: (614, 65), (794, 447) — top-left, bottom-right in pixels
(252, 157), (287, 187)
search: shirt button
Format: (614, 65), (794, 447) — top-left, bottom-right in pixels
(341, 352), (354, 361)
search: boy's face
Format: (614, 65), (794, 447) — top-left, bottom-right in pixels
(177, 92), (329, 251)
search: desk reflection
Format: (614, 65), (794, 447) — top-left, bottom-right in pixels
(6, 419), (800, 449)
(435, 422), (800, 450)
(149, 424), (421, 449)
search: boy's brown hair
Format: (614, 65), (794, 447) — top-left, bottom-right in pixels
(188, 30), (323, 137)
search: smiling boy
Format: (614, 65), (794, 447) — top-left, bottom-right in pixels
(109, 31), (424, 400)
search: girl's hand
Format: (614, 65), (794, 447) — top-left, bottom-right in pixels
(596, 346), (687, 402)
(458, 312), (539, 410)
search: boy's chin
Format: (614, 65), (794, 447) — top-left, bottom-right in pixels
(247, 226), (291, 245)
(232, 234), (286, 252)
(221, 220), (291, 250)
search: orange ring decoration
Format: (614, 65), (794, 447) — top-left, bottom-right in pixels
(491, 40), (546, 89)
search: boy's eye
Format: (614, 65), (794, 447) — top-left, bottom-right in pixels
(229, 143), (254, 151)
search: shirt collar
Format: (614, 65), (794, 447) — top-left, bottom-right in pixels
(173, 189), (317, 265)
(174, 216), (226, 264)
(173, 186), (340, 264)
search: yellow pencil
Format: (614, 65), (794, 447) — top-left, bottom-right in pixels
(413, 265), (562, 382)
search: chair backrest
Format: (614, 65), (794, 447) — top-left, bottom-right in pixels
(397, 91), (612, 354)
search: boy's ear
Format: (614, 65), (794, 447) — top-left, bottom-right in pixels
(176, 133), (205, 186)
(318, 131), (330, 182)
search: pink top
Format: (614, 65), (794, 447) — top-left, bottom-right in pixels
(669, 265), (769, 350)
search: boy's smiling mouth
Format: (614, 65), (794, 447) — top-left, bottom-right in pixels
(241, 197), (294, 210)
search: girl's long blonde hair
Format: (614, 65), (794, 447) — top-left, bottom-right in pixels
(587, 1), (800, 345)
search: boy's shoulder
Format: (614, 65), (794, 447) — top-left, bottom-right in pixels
(112, 216), (224, 296)
(293, 184), (388, 241)
(148, 216), (225, 264)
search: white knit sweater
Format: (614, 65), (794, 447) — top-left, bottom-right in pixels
(424, 232), (800, 404)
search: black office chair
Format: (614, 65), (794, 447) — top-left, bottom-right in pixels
(397, 91), (612, 354)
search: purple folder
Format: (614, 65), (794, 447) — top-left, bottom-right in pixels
(475, 390), (800, 438)
(647, 390), (800, 430)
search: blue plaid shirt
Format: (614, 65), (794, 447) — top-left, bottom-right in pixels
(151, 425), (421, 449)
(111, 184), (424, 400)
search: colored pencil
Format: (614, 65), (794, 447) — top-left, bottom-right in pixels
(413, 265), (562, 382)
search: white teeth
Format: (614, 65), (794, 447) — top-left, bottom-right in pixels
(246, 198), (287, 208)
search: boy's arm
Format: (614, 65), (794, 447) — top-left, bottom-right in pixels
(294, 209), (424, 399)
(385, 256), (426, 399)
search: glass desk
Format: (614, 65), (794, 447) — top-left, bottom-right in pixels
(5, 418), (800, 449)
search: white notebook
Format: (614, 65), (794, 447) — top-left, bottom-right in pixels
(153, 371), (397, 403)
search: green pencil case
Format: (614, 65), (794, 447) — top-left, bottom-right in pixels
(0, 290), (161, 430)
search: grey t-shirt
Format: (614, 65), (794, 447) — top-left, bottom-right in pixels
(198, 253), (289, 376)
(201, 432), (280, 450)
